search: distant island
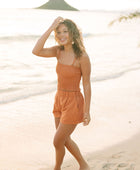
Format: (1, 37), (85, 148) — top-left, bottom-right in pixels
(36, 0), (78, 11)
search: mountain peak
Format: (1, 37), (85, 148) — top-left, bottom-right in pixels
(37, 0), (78, 11)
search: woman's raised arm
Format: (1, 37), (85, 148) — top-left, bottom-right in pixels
(32, 17), (63, 58)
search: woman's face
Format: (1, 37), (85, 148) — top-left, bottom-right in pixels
(55, 24), (72, 46)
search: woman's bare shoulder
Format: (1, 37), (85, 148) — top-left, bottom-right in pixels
(79, 52), (90, 64)
(79, 52), (91, 76)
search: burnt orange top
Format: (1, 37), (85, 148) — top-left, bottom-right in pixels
(56, 60), (82, 92)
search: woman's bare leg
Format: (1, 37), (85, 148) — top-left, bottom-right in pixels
(65, 137), (90, 170)
(53, 119), (77, 170)
(54, 118), (90, 170)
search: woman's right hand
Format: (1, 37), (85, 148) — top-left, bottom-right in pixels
(32, 16), (63, 57)
(51, 16), (64, 30)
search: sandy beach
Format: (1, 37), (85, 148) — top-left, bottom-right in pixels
(0, 68), (140, 170)
(61, 131), (140, 170)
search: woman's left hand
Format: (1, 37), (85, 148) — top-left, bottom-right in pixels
(83, 113), (91, 126)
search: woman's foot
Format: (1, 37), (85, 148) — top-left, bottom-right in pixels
(79, 163), (90, 170)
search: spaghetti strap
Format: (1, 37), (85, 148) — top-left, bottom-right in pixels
(56, 48), (61, 59)
(71, 57), (76, 66)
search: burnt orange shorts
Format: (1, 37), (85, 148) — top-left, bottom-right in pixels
(53, 90), (84, 124)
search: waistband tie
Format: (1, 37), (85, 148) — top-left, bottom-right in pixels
(57, 88), (80, 92)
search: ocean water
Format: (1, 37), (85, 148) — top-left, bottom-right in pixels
(0, 8), (140, 104)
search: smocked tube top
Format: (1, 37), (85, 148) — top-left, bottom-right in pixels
(56, 62), (81, 92)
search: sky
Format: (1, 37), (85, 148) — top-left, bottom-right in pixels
(0, 0), (140, 11)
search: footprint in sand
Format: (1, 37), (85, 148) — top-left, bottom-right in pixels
(102, 163), (116, 169)
(117, 163), (135, 170)
(112, 151), (125, 159)
(101, 162), (135, 170)
(125, 163), (135, 170)
(117, 163), (129, 167)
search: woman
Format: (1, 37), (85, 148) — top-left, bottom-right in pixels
(32, 17), (91, 170)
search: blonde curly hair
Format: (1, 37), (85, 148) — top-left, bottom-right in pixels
(54, 19), (85, 58)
